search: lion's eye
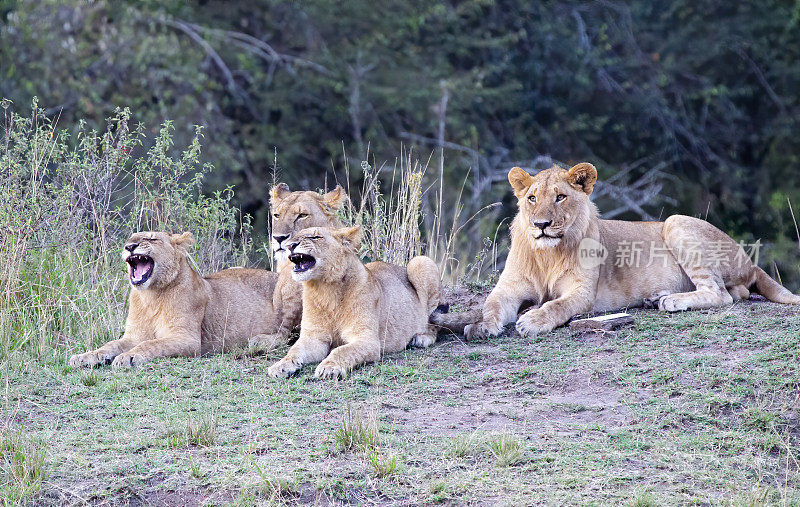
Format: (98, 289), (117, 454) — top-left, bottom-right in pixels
(528, 195), (536, 203)
(297, 213), (309, 219)
(556, 194), (567, 202)
(308, 235), (322, 240)
(272, 213), (280, 218)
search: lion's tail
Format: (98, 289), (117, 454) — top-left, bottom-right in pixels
(752, 266), (800, 304)
(430, 307), (482, 335)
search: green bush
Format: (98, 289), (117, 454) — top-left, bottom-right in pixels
(0, 100), (251, 359)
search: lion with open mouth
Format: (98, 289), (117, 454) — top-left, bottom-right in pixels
(69, 231), (280, 368)
(267, 226), (442, 379)
(247, 183), (347, 352)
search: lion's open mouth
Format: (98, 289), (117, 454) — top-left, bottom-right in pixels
(127, 254), (154, 286)
(289, 252), (316, 273)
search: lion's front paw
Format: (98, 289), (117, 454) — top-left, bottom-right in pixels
(111, 352), (147, 369)
(69, 351), (113, 368)
(248, 333), (281, 353)
(515, 310), (558, 337)
(314, 360), (347, 379)
(268, 357), (302, 378)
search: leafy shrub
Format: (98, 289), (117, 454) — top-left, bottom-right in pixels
(0, 100), (251, 359)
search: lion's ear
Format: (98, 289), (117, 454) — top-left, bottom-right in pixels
(322, 185), (347, 211)
(508, 167), (534, 199)
(332, 226), (362, 249)
(270, 183), (291, 202)
(566, 163), (597, 195)
(170, 232), (195, 251)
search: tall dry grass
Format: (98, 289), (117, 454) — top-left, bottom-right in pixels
(340, 149), (501, 281)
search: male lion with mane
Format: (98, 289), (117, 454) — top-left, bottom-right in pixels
(247, 183), (347, 351)
(464, 163), (800, 339)
(70, 231), (279, 368)
(268, 226), (441, 379)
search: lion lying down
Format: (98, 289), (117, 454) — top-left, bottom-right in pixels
(443, 163), (800, 339)
(268, 226), (442, 379)
(70, 231), (279, 368)
(247, 183), (347, 351)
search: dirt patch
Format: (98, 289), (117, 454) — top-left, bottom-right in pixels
(384, 361), (630, 437)
(135, 477), (235, 507)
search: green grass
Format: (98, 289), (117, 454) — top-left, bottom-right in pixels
(485, 432), (524, 467)
(0, 428), (48, 504)
(2, 300), (799, 504)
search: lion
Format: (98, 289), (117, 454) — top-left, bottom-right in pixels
(247, 183), (348, 351)
(460, 163), (800, 339)
(267, 226), (442, 379)
(69, 231), (279, 368)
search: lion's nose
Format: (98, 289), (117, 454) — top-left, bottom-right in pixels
(533, 220), (552, 230)
(124, 242), (138, 252)
(287, 241), (300, 252)
(273, 234), (290, 245)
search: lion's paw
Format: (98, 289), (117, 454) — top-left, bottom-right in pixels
(268, 357), (301, 378)
(409, 333), (436, 349)
(69, 351), (113, 368)
(314, 361), (347, 379)
(515, 310), (557, 337)
(111, 352), (147, 369)
(658, 295), (690, 312)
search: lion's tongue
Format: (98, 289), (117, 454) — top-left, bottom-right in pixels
(132, 259), (153, 280)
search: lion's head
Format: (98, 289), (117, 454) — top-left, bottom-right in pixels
(284, 226), (362, 283)
(508, 163), (598, 249)
(122, 231), (195, 290)
(269, 184), (348, 265)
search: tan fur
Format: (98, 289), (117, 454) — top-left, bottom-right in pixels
(248, 184), (348, 351)
(465, 163), (800, 339)
(69, 232), (279, 368)
(268, 226), (441, 379)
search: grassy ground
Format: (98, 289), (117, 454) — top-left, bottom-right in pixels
(2, 294), (799, 506)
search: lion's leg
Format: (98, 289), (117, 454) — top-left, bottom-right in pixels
(111, 330), (201, 369)
(268, 329), (331, 378)
(465, 281), (529, 339)
(250, 273), (303, 351)
(406, 256), (442, 315)
(314, 336), (381, 379)
(406, 256), (442, 349)
(643, 290), (672, 309)
(409, 324), (438, 349)
(515, 284), (594, 336)
(657, 273), (733, 312)
(69, 331), (142, 368)
(660, 218), (735, 312)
